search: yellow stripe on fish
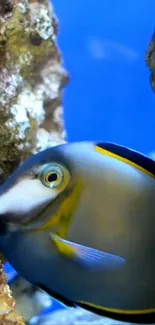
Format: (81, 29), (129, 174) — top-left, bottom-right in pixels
(33, 178), (83, 238)
(78, 301), (155, 315)
(95, 142), (155, 178)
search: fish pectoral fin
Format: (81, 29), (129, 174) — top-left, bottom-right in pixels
(50, 233), (125, 270)
(50, 233), (76, 258)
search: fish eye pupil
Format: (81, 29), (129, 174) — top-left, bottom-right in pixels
(47, 172), (58, 183)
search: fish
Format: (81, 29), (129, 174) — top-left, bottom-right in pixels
(0, 141), (154, 323)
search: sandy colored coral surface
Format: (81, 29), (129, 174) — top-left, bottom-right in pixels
(0, 261), (25, 324)
(0, 0), (68, 180)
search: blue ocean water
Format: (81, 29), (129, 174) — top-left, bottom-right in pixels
(53, 0), (155, 155)
(5, 0), (155, 321)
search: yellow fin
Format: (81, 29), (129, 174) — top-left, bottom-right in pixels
(50, 234), (125, 270)
(50, 234), (76, 258)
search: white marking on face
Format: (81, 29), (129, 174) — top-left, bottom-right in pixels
(0, 178), (57, 215)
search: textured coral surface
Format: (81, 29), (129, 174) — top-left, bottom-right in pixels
(0, 261), (24, 324)
(0, 0), (68, 181)
(146, 30), (155, 92)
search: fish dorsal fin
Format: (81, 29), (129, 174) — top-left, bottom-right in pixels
(95, 142), (155, 178)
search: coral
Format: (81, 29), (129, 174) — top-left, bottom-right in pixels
(0, 0), (69, 323)
(146, 30), (155, 92)
(0, 261), (24, 324)
(0, 0), (69, 181)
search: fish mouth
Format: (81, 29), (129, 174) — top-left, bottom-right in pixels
(0, 202), (54, 235)
(0, 179), (82, 236)
(1, 202), (58, 234)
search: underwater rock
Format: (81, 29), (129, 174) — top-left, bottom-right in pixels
(146, 30), (155, 92)
(0, 261), (24, 324)
(0, 0), (69, 181)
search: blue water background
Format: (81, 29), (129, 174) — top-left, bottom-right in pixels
(54, 0), (155, 154)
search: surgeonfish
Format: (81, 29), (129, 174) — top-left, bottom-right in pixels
(0, 142), (154, 323)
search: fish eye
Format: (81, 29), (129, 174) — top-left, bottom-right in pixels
(46, 172), (58, 183)
(39, 163), (70, 189)
(45, 169), (63, 187)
